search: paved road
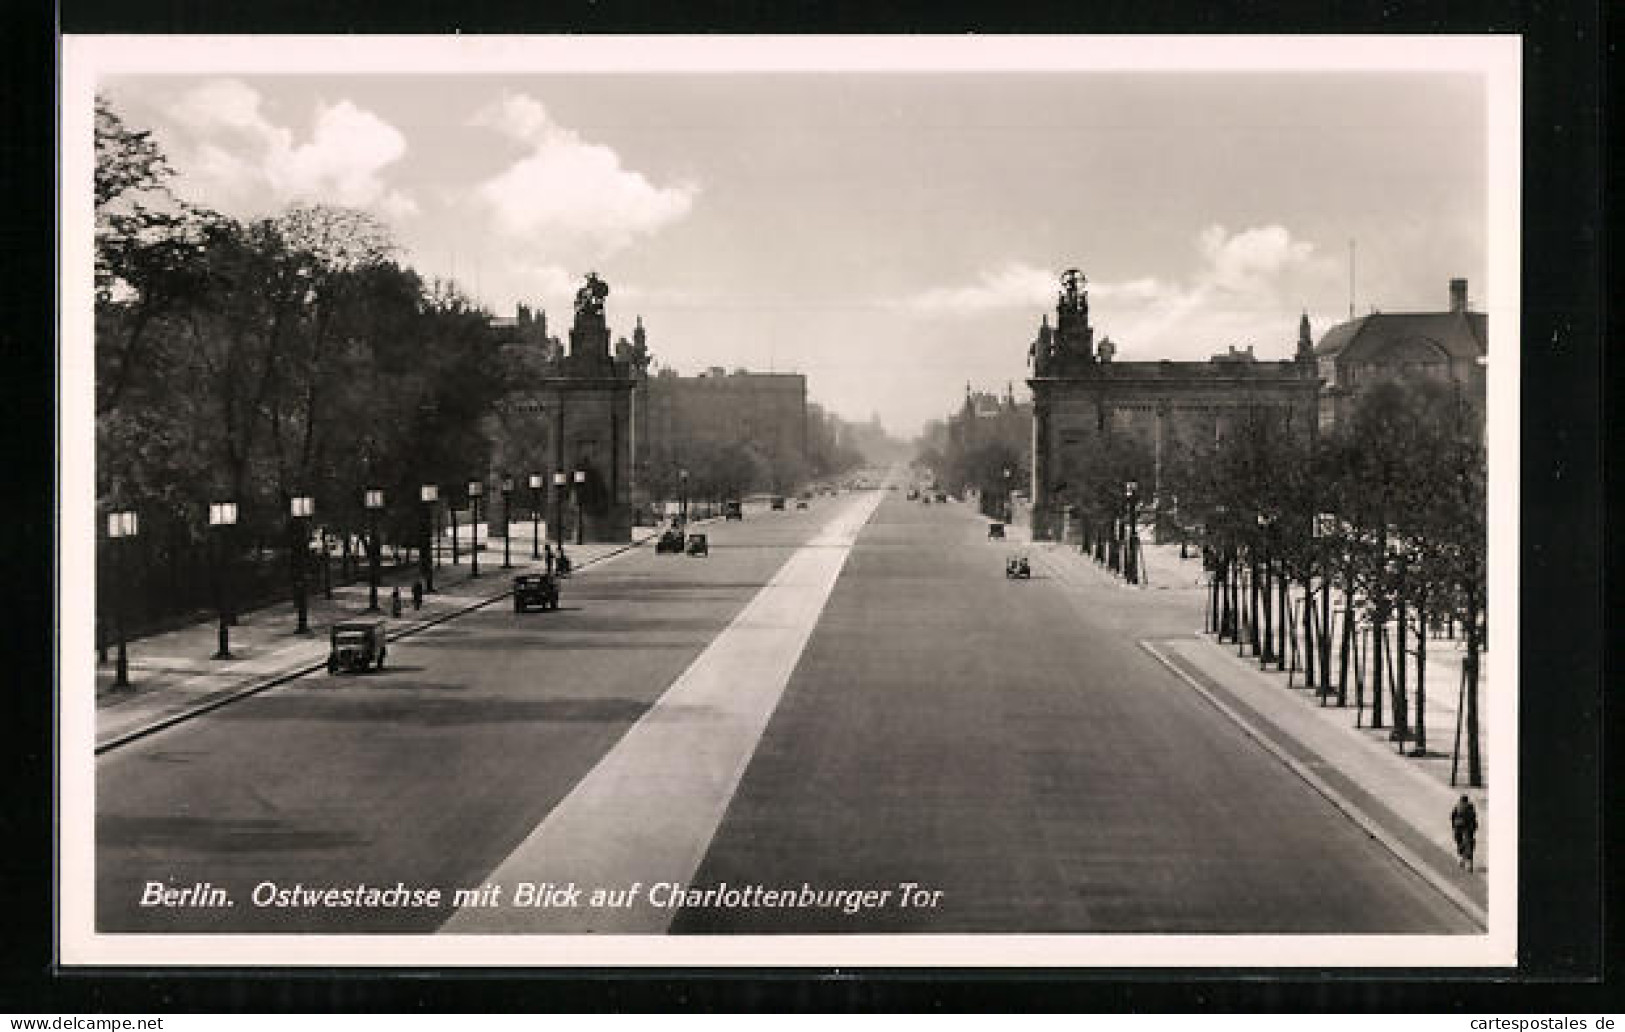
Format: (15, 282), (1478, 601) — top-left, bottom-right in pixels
(95, 500), (836, 932)
(670, 494), (1475, 933)
(97, 491), (1474, 934)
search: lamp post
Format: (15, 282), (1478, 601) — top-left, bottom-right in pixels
(364, 488), (384, 611)
(467, 479), (483, 578)
(552, 471), (567, 544)
(679, 468), (689, 526)
(107, 510), (138, 687)
(528, 473), (544, 559)
(290, 495), (314, 634)
(1002, 467), (1012, 523)
(420, 484), (439, 593)
(208, 501), (237, 659)
(573, 470), (587, 545)
(1124, 480), (1140, 585)
(499, 473), (515, 569)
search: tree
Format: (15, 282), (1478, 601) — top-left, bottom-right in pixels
(95, 95), (221, 418)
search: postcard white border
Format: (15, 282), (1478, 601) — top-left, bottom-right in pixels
(58, 33), (1521, 968)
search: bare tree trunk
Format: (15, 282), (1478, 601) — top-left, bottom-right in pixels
(1371, 608), (1386, 729)
(1277, 570), (1289, 672)
(1260, 558), (1274, 665)
(1413, 592), (1428, 754)
(1303, 579), (1318, 692)
(1338, 575), (1355, 707)
(1465, 582), (1483, 786)
(1248, 559), (1261, 656)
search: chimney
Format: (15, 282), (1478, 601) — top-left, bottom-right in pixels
(1450, 278), (1469, 312)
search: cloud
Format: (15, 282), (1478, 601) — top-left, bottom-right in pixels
(160, 79), (416, 221)
(896, 262), (1056, 314)
(468, 93), (697, 257)
(898, 225), (1339, 361)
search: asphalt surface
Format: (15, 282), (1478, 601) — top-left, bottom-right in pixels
(95, 501), (830, 932)
(96, 491), (1475, 934)
(669, 494), (1476, 933)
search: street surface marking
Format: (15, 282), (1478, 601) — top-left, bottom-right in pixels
(442, 492), (885, 933)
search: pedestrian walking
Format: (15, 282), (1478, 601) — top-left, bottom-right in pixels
(544, 543), (555, 576)
(411, 580), (423, 611)
(1451, 794), (1479, 871)
(390, 586), (402, 618)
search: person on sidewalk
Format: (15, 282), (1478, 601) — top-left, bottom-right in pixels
(411, 580), (423, 611)
(390, 586), (402, 618)
(1451, 794), (1479, 871)
(544, 543), (555, 576)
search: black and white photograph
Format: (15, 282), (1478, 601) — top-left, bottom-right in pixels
(59, 35), (1520, 967)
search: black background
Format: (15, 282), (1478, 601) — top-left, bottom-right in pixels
(4, 0), (1612, 1013)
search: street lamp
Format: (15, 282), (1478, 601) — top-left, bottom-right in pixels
(679, 468), (690, 526)
(573, 469), (587, 545)
(290, 495), (314, 634)
(1003, 467), (1012, 523)
(208, 501), (237, 660)
(467, 479), (484, 578)
(552, 471), (567, 544)
(107, 510), (138, 687)
(499, 473), (515, 569)
(364, 488), (385, 611)
(420, 484), (439, 593)
(528, 473), (544, 559)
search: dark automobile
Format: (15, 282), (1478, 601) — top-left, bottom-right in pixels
(513, 573), (559, 612)
(1005, 556), (1031, 579)
(328, 619), (386, 674)
(656, 527), (685, 553)
(935, 492), (947, 503)
(724, 500), (744, 520)
(770, 496), (787, 511)
(988, 522), (1006, 540)
(795, 499), (809, 509)
(686, 532), (709, 556)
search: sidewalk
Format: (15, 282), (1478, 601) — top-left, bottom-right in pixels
(95, 522), (663, 751)
(993, 512), (1490, 925)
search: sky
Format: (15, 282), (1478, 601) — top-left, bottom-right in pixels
(101, 69), (1487, 438)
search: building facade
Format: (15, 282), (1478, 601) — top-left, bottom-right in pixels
(1027, 269), (1321, 541)
(1313, 277), (1488, 429)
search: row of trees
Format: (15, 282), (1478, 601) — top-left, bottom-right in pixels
(96, 96), (508, 633)
(1169, 381), (1488, 786)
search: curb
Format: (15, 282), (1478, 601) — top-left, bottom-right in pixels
(1139, 638), (1488, 930)
(95, 532), (660, 755)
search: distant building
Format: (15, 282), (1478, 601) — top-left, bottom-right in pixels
(947, 382), (1031, 462)
(1313, 278), (1487, 429)
(635, 365), (808, 497)
(1027, 268), (1320, 541)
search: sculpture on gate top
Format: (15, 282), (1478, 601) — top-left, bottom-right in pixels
(574, 271), (610, 320)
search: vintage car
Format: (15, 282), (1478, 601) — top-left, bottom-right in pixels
(770, 496), (787, 511)
(686, 532), (709, 556)
(795, 498), (809, 509)
(987, 522), (1006, 540)
(328, 619), (386, 674)
(935, 492), (947, 503)
(513, 573), (560, 612)
(723, 500), (744, 521)
(656, 527), (686, 553)
(1005, 556), (1032, 580)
